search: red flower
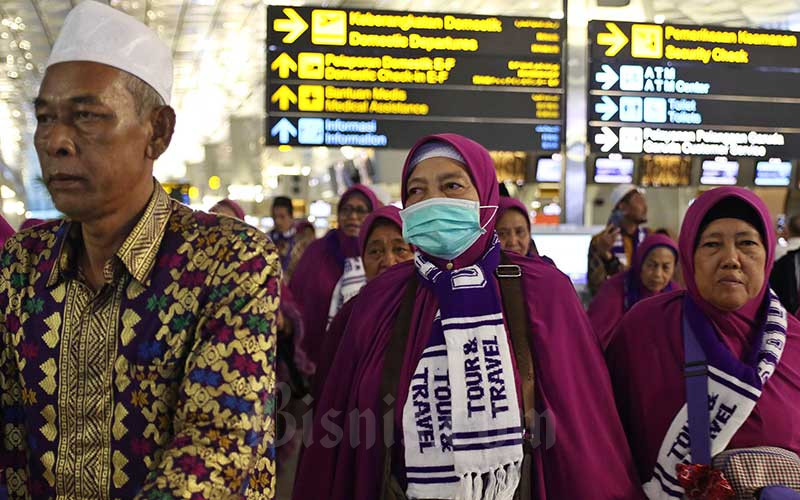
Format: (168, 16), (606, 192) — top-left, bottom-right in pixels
(216, 325), (234, 343)
(238, 256), (266, 274)
(676, 464), (734, 500)
(179, 271), (206, 288)
(131, 437), (153, 456)
(177, 456), (208, 477)
(20, 341), (38, 359)
(232, 354), (260, 376)
(159, 253), (184, 269)
(6, 314), (20, 333)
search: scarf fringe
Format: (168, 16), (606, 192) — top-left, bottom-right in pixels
(456, 461), (522, 500)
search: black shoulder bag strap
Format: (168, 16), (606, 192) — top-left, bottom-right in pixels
(379, 277), (418, 500)
(497, 252), (536, 500)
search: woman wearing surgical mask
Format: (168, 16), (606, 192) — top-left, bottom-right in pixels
(289, 185), (381, 372)
(588, 233), (679, 349)
(607, 188), (800, 498)
(293, 134), (643, 500)
(313, 205), (413, 401)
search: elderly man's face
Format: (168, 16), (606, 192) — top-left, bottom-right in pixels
(34, 62), (163, 221)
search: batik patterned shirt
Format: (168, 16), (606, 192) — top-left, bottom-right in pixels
(0, 183), (280, 499)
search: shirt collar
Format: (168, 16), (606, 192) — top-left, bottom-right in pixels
(47, 180), (173, 288)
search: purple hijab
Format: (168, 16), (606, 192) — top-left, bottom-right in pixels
(357, 205), (403, 256)
(588, 233), (679, 349)
(210, 198), (245, 220)
(498, 196), (538, 257)
(293, 134), (643, 500)
(288, 184), (380, 372)
(607, 187), (800, 482)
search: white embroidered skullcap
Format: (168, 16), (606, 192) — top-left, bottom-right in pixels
(408, 140), (466, 170)
(47, 0), (173, 105)
(609, 183), (645, 209)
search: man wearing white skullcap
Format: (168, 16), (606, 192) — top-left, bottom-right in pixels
(0, 2), (279, 499)
(587, 183), (650, 296)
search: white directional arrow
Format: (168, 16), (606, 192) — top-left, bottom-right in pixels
(595, 126), (618, 153)
(595, 96), (618, 121)
(595, 64), (619, 90)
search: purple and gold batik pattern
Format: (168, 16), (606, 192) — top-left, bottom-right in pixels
(0, 183), (280, 500)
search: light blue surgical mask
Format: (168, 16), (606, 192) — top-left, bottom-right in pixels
(400, 198), (496, 261)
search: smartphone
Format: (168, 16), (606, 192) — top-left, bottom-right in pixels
(608, 208), (624, 228)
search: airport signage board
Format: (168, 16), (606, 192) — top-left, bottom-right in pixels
(588, 20), (800, 157)
(267, 6), (565, 150)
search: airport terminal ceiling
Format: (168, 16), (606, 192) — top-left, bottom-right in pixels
(2, 0), (800, 213)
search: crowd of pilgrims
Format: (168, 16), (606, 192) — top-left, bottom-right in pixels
(257, 133), (800, 499)
(2, 0), (800, 498)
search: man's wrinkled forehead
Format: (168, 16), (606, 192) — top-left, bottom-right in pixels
(35, 62), (131, 107)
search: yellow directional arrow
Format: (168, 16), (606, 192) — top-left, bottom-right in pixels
(271, 85), (298, 111)
(271, 53), (297, 78)
(597, 22), (629, 57)
(273, 7), (308, 44)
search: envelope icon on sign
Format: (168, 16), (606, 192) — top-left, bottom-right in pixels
(312, 10), (347, 46)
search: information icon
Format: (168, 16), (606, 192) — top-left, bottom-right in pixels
(298, 118), (325, 145)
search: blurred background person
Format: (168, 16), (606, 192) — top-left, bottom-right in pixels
(771, 237), (800, 317)
(588, 184), (649, 296)
(496, 196), (539, 257)
(775, 213), (800, 261)
(288, 184), (381, 373)
(284, 220), (316, 283)
(270, 196), (297, 270)
(607, 187), (800, 497)
(588, 233), (679, 349)
(313, 205), (413, 400)
(209, 198), (245, 220)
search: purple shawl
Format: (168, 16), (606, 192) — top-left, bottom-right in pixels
(607, 187), (800, 483)
(294, 134), (643, 500)
(0, 216), (14, 247)
(588, 233), (679, 349)
(19, 218), (45, 232)
(288, 184), (380, 371)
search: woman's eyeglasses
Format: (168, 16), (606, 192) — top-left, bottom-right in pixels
(339, 205), (369, 217)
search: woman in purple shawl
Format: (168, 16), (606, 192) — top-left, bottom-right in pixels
(314, 205), (413, 400)
(289, 184), (381, 372)
(607, 187), (800, 497)
(496, 197), (537, 257)
(293, 134), (642, 500)
(588, 233), (679, 349)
